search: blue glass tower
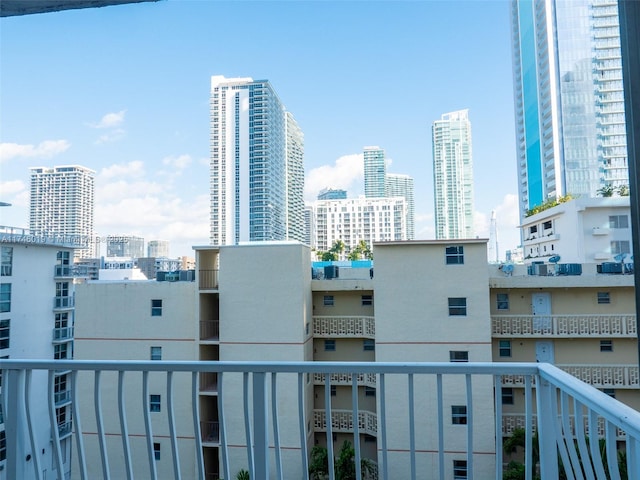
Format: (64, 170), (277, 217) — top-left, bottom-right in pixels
(512, 0), (629, 219)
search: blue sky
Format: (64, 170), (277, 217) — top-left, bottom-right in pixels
(0, 0), (520, 258)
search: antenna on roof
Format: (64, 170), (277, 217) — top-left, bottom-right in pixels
(614, 253), (627, 263)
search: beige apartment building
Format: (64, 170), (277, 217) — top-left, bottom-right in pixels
(490, 262), (639, 435)
(73, 240), (638, 479)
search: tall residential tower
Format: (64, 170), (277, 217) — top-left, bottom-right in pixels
(209, 75), (304, 245)
(511, 0), (629, 220)
(432, 110), (475, 240)
(29, 165), (95, 258)
(363, 146), (386, 198)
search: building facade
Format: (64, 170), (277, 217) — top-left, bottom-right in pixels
(317, 188), (347, 201)
(106, 235), (144, 258)
(209, 75), (304, 245)
(511, 0), (629, 219)
(432, 110), (475, 240)
(385, 173), (415, 240)
(0, 227), (80, 479)
(147, 240), (170, 258)
(363, 146), (386, 198)
(520, 197), (633, 265)
(314, 197), (407, 255)
(29, 165), (95, 259)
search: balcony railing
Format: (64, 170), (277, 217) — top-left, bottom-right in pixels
(52, 326), (74, 342)
(313, 372), (377, 388)
(313, 316), (375, 338)
(200, 320), (220, 341)
(492, 314), (637, 337)
(314, 409), (378, 436)
(501, 364), (640, 389)
(199, 269), (219, 290)
(1, 360), (639, 480)
(53, 296), (74, 309)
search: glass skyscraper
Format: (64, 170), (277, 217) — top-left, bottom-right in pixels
(210, 75), (304, 245)
(363, 146), (387, 198)
(386, 173), (415, 240)
(511, 0), (628, 219)
(432, 110), (475, 240)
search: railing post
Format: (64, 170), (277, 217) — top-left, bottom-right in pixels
(5, 369), (28, 480)
(535, 377), (559, 478)
(253, 372), (269, 479)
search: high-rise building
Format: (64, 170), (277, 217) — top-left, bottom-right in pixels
(432, 110), (475, 239)
(511, 0), (629, 220)
(317, 188), (347, 200)
(147, 240), (170, 257)
(385, 173), (415, 240)
(210, 75), (304, 245)
(314, 197), (407, 255)
(285, 111), (305, 242)
(304, 204), (316, 248)
(29, 165), (95, 258)
(106, 235), (144, 258)
(363, 146), (386, 198)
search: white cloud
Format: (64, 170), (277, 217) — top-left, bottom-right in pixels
(99, 161), (145, 180)
(95, 128), (126, 145)
(414, 212), (435, 240)
(0, 140), (70, 162)
(305, 153), (364, 201)
(163, 154), (192, 170)
(0, 180), (26, 196)
(91, 110), (126, 129)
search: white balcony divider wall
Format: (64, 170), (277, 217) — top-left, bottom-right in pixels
(1, 360), (640, 480)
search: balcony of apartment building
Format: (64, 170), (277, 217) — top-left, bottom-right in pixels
(1, 359), (639, 480)
(313, 316), (375, 339)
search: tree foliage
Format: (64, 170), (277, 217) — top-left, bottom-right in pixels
(309, 440), (375, 480)
(524, 195), (573, 217)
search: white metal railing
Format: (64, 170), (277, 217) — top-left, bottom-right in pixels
(313, 316), (375, 338)
(198, 269), (219, 290)
(492, 314), (637, 337)
(1, 360), (639, 480)
(52, 326), (74, 342)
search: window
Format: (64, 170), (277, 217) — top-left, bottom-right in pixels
(54, 343), (69, 360)
(330, 385), (337, 396)
(365, 386), (376, 397)
(451, 405), (467, 425)
(609, 215), (629, 229)
(153, 442), (161, 460)
(363, 339), (375, 351)
(361, 294), (373, 306)
(600, 340), (613, 352)
(529, 225), (537, 234)
(149, 394), (161, 412)
(449, 351), (468, 362)
(323, 295), (334, 306)
(324, 339), (336, 351)
(1, 247), (12, 276)
(150, 346), (162, 360)
(597, 292), (611, 304)
(445, 245), (464, 264)
(0, 283), (11, 313)
(0, 319), (9, 349)
(501, 388), (514, 405)
(453, 460), (468, 479)
(603, 388), (616, 398)
(448, 297), (467, 316)
(56, 282), (69, 298)
(151, 299), (163, 316)
(543, 220), (552, 230)
(364, 434), (376, 443)
(611, 240), (631, 255)
(57, 250), (70, 265)
(499, 340), (511, 357)
(496, 293), (509, 310)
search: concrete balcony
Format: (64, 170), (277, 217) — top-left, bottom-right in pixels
(199, 320), (220, 342)
(52, 326), (74, 343)
(501, 364), (639, 388)
(1, 360), (638, 480)
(53, 296), (74, 310)
(314, 409), (377, 437)
(198, 269), (219, 290)
(313, 316), (375, 338)
(313, 372), (377, 388)
(492, 314), (637, 337)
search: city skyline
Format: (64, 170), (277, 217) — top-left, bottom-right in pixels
(0, 1), (519, 257)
